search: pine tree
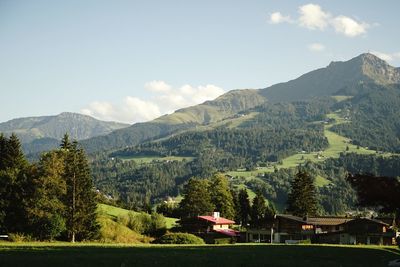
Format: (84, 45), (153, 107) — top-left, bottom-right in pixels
(250, 191), (267, 228)
(238, 188), (251, 226)
(26, 150), (67, 240)
(0, 134), (30, 233)
(63, 139), (99, 242)
(179, 178), (214, 218)
(286, 170), (318, 217)
(209, 173), (235, 219)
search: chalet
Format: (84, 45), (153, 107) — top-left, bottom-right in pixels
(180, 212), (239, 243)
(246, 214), (398, 245)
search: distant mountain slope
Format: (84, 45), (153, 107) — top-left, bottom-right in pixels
(261, 53), (400, 102)
(82, 53), (400, 154)
(82, 89), (267, 153)
(0, 112), (128, 143)
(331, 82), (400, 152)
(0, 112), (129, 156)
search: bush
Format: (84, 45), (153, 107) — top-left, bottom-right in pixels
(124, 212), (166, 237)
(98, 215), (151, 243)
(298, 239), (312, 244)
(154, 232), (205, 244)
(214, 238), (233, 244)
(8, 233), (34, 242)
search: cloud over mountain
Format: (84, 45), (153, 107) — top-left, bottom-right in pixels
(81, 82), (225, 124)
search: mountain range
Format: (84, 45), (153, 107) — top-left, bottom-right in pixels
(2, 53), (400, 156)
(2, 52), (400, 212)
(0, 112), (128, 155)
(2, 53), (400, 157)
(82, 53), (400, 154)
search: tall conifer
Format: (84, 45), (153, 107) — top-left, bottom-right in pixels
(286, 170), (318, 217)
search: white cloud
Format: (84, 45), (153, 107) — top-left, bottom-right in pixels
(144, 80), (171, 93)
(370, 51), (400, 62)
(332, 16), (369, 37)
(308, 43), (325, 52)
(270, 3), (371, 38)
(81, 82), (225, 124)
(269, 12), (292, 24)
(298, 4), (330, 30)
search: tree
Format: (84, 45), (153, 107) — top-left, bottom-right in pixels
(209, 173), (235, 219)
(286, 170), (318, 217)
(251, 191), (267, 228)
(0, 134), (30, 233)
(238, 188), (251, 226)
(179, 178), (214, 218)
(347, 173), (400, 216)
(26, 150), (67, 240)
(62, 137), (99, 242)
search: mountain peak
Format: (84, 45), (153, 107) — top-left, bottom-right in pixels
(351, 53), (400, 84)
(261, 53), (400, 102)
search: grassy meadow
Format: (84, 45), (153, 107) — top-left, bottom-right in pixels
(225, 111), (388, 183)
(118, 155), (195, 164)
(98, 203), (178, 229)
(0, 243), (398, 267)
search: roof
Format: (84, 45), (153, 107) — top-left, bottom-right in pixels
(214, 228), (240, 237)
(349, 217), (389, 226)
(198, 216), (235, 225)
(276, 214), (306, 223)
(307, 217), (351, 226)
(276, 214), (352, 226)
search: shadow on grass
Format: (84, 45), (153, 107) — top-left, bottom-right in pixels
(0, 244), (399, 267)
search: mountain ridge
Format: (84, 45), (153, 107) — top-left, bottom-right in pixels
(260, 53), (400, 102)
(0, 112), (129, 144)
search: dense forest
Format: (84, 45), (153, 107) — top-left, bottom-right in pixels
(331, 83), (400, 152)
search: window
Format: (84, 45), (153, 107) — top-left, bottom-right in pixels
(302, 225), (313, 230)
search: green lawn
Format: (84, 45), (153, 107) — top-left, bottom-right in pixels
(0, 243), (398, 267)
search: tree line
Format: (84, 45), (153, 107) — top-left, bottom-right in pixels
(0, 133), (98, 241)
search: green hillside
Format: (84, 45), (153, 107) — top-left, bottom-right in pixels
(82, 90), (266, 153)
(98, 204), (178, 229)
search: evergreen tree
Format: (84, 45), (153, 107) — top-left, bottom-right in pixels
(250, 191), (267, 228)
(209, 173), (235, 219)
(286, 170), (318, 217)
(63, 139), (99, 242)
(26, 150), (67, 240)
(179, 178), (214, 218)
(238, 188), (251, 226)
(0, 134), (30, 233)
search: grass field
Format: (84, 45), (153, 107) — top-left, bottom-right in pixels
(98, 204), (178, 229)
(225, 111), (388, 180)
(0, 243), (398, 267)
(118, 155), (195, 164)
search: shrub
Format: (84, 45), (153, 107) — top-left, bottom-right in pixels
(8, 233), (34, 242)
(214, 238), (233, 244)
(154, 232), (205, 244)
(98, 215), (151, 243)
(298, 239), (312, 244)
(125, 212), (166, 237)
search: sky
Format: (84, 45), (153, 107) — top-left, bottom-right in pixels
(1, 0), (400, 124)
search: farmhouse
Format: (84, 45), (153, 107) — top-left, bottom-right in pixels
(180, 212), (239, 243)
(246, 214), (398, 245)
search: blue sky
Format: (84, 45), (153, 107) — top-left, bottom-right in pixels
(1, 0), (399, 123)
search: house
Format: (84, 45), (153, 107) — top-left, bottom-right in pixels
(339, 218), (396, 245)
(180, 212), (239, 243)
(246, 214), (398, 245)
